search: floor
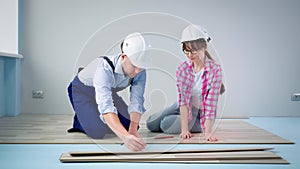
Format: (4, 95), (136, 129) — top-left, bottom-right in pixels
(0, 114), (292, 144)
(0, 117), (299, 169)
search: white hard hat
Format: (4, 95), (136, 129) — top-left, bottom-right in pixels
(122, 32), (151, 69)
(180, 24), (211, 43)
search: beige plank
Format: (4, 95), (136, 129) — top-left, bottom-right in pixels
(130, 159), (289, 164)
(0, 114), (294, 144)
(59, 151), (287, 164)
(69, 147), (273, 156)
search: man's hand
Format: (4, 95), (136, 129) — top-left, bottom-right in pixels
(122, 135), (146, 151)
(103, 112), (146, 151)
(128, 128), (142, 139)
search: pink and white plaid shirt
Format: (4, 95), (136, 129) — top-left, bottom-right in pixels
(176, 59), (223, 131)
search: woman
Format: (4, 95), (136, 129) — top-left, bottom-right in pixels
(146, 24), (224, 142)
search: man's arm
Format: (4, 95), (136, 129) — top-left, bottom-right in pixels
(103, 113), (146, 151)
(128, 112), (142, 138)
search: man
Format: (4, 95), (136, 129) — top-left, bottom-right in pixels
(67, 32), (150, 151)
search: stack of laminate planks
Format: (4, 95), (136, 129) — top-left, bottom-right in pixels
(60, 147), (288, 164)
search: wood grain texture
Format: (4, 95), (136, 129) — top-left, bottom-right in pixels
(59, 150), (289, 164)
(0, 114), (294, 144)
(69, 147), (273, 156)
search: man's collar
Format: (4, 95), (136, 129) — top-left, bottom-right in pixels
(115, 54), (124, 76)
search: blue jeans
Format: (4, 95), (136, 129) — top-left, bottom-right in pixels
(146, 102), (202, 134)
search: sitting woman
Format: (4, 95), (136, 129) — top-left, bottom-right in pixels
(146, 24), (225, 142)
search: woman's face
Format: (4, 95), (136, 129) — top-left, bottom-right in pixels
(121, 55), (143, 78)
(183, 42), (206, 64)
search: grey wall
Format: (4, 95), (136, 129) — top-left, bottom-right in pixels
(20, 0), (300, 118)
(0, 0), (18, 54)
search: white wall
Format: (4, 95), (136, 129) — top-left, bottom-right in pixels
(20, 0), (300, 118)
(0, 0), (18, 54)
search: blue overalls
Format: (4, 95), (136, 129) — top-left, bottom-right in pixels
(67, 57), (131, 139)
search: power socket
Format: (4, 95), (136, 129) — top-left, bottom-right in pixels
(32, 90), (44, 99)
(291, 93), (300, 101)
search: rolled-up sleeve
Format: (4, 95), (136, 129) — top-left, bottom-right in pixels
(176, 62), (193, 107)
(93, 60), (117, 122)
(128, 70), (146, 114)
(203, 65), (222, 119)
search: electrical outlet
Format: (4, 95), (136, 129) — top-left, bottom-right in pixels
(32, 90), (44, 99)
(291, 93), (300, 101)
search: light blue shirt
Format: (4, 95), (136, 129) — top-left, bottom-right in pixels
(78, 54), (146, 121)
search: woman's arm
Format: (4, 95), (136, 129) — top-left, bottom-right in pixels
(204, 119), (218, 142)
(176, 62), (194, 139)
(179, 105), (192, 139)
(202, 64), (223, 142)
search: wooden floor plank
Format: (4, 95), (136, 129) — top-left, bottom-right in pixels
(0, 114), (294, 144)
(59, 150), (289, 164)
(69, 147), (273, 156)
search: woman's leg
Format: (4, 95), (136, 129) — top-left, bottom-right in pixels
(160, 107), (202, 134)
(160, 115), (181, 134)
(146, 102), (179, 132)
(189, 107), (202, 133)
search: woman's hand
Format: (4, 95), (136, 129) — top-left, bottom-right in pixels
(204, 133), (218, 142)
(180, 130), (192, 139)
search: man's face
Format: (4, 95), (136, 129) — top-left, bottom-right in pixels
(121, 55), (143, 78)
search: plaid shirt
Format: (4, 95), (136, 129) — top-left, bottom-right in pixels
(176, 59), (223, 131)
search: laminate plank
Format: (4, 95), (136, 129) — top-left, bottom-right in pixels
(69, 147), (273, 156)
(59, 151), (288, 164)
(0, 114), (294, 144)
